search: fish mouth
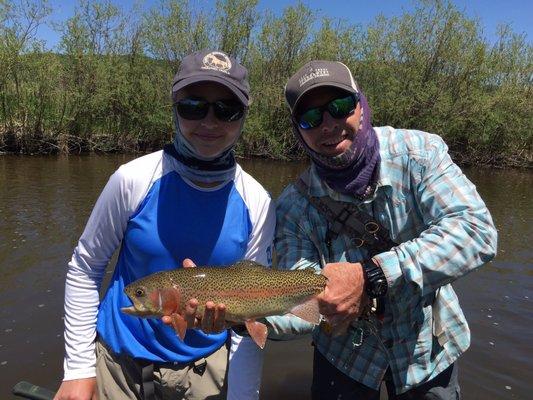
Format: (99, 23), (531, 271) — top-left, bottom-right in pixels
(121, 305), (163, 318)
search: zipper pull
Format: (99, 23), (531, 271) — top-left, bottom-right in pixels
(351, 326), (364, 347)
(343, 326), (364, 369)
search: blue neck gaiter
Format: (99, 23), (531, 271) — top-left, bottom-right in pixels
(168, 107), (244, 183)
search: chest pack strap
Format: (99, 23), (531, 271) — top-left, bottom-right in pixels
(294, 178), (396, 257)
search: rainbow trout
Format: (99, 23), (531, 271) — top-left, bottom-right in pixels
(121, 260), (327, 348)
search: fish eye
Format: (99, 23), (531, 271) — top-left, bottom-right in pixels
(134, 287), (146, 298)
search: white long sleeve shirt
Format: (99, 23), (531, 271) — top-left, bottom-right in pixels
(63, 150), (275, 399)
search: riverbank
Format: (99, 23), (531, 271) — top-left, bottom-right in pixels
(1, 136), (531, 168)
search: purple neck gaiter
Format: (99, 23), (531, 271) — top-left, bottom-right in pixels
(295, 92), (380, 198)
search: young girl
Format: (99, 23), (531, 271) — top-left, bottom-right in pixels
(55, 50), (274, 400)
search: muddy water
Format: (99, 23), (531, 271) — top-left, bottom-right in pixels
(0, 154), (531, 399)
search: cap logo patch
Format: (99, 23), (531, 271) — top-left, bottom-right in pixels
(299, 67), (329, 87)
(202, 51), (232, 74)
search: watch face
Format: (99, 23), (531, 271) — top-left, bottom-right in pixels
(373, 279), (388, 297)
(367, 278), (387, 298)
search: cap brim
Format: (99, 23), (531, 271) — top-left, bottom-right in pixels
(172, 75), (249, 106)
(290, 82), (357, 114)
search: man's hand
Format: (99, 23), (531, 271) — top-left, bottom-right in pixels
(317, 262), (368, 327)
(54, 377), (98, 400)
(162, 258), (227, 335)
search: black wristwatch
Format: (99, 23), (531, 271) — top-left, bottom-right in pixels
(362, 259), (388, 298)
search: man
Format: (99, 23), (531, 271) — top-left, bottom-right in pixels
(266, 60), (497, 399)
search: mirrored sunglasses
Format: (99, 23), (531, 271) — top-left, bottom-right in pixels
(296, 94), (359, 130)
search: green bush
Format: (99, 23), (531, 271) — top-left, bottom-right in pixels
(0, 0), (531, 167)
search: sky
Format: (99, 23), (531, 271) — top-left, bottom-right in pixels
(34, 0), (533, 50)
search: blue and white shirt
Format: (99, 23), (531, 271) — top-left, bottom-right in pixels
(62, 150), (275, 397)
(268, 127), (497, 394)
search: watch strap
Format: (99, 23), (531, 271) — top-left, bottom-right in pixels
(363, 258), (387, 298)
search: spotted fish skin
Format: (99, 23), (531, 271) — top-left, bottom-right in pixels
(122, 260), (326, 323)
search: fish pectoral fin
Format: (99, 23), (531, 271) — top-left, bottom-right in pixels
(288, 297), (321, 325)
(170, 313), (188, 341)
(244, 319), (268, 349)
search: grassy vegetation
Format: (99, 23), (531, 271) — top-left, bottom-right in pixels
(0, 0), (531, 167)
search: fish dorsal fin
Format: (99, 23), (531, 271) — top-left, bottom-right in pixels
(244, 319), (268, 349)
(289, 297), (321, 325)
(232, 260), (267, 269)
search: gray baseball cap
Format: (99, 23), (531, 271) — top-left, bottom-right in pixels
(285, 60), (359, 114)
(172, 50), (250, 106)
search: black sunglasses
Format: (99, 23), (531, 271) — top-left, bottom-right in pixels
(295, 94), (359, 130)
(175, 97), (245, 122)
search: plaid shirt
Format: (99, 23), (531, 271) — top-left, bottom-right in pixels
(269, 127), (497, 393)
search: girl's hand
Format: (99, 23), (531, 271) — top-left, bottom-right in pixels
(162, 258), (228, 335)
(54, 377), (98, 400)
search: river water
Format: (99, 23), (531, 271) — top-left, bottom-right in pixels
(0, 154), (531, 399)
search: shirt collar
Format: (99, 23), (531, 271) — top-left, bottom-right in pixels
(305, 152), (393, 204)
